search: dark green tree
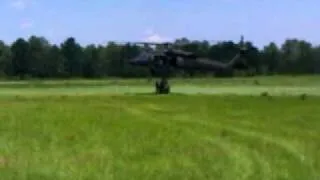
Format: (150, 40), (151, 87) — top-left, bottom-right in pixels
(0, 41), (12, 77)
(27, 36), (51, 77)
(60, 37), (84, 77)
(10, 38), (30, 79)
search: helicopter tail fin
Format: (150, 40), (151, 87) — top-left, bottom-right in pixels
(227, 35), (249, 69)
(226, 54), (241, 67)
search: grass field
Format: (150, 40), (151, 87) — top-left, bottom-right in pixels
(1, 76), (320, 179)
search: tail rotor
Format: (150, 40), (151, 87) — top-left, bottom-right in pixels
(239, 35), (247, 54)
(237, 35), (249, 69)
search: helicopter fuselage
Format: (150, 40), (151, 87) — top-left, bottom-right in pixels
(130, 52), (232, 73)
(128, 46), (247, 78)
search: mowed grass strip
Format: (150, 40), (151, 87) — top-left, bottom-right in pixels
(1, 75), (320, 96)
(1, 85), (320, 96)
(1, 75), (320, 87)
(0, 94), (320, 180)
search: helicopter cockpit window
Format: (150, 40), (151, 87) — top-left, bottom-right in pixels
(138, 51), (152, 61)
(177, 57), (184, 64)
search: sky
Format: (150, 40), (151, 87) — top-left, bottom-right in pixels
(1, 0), (319, 48)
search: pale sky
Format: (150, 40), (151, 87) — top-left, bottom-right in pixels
(1, 0), (319, 48)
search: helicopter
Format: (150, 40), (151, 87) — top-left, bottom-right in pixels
(124, 36), (249, 94)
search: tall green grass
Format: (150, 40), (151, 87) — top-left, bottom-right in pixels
(1, 94), (320, 179)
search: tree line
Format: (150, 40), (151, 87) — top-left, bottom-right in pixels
(0, 35), (319, 79)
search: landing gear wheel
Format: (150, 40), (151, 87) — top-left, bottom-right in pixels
(155, 79), (170, 94)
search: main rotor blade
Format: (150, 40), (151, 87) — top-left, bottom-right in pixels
(133, 42), (172, 45)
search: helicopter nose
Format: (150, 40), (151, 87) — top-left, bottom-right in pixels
(129, 58), (140, 65)
(129, 57), (148, 66)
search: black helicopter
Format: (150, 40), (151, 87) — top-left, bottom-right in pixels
(126, 36), (249, 94)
